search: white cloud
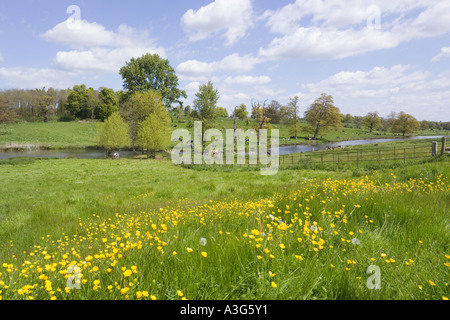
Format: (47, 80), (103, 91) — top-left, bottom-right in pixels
(54, 46), (165, 74)
(432, 47), (450, 62)
(41, 19), (165, 75)
(0, 67), (76, 89)
(224, 75), (271, 85)
(259, 1), (450, 61)
(297, 65), (450, 120)
(181, 0), (253, 46)
(176, 53), (261, 79)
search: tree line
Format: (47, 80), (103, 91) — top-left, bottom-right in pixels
(1, 53), (449, 156)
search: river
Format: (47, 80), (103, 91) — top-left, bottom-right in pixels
(0, 135), (448, 159)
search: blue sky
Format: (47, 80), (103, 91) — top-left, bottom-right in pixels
(1, 0), (450, 121)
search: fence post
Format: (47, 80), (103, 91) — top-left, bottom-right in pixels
(413, 145), (416, 158)
(394, 146), (396, 160)
(403, 148), (406, 164)
(321, 152), (324, 164)
(432, 141), (438, 156)
(441, 137), (446, 156)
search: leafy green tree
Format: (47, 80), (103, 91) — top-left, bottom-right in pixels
(287, 96), (301, 138)
(251, 99), (271, 131)
(265, 100), (282, 124)
(137, 113), (171, 158)
(119, 90), (169, 149)
(98, 88), (119, 120)
(64, 84), (98, 120)
(184, 105), (191, 117)
(33, 88), (56, 123)
(193, 81), (220, 132)
(304, 93), (342, 140)
(97, 112), (131, 156)
(363, 112), (382, 133)
(119, 53), (187, 108)
(391, 111), (420, 136)
(215, 107), (229, 118)
(233, 104), (248, 120)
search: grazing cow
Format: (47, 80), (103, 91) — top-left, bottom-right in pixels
(113, 152), (119, 160)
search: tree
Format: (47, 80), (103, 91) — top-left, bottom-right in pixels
(304, 93), (342, 140)
(98, 88), (119, 121)
(0, 95), (17, 125)
(233, 104), (248, 120)
(251, 99), (271, 131)
(64, 84), (93, 119)
(119, 90), (169, 149)
(265, 100), (282, 124)
(193, 81), (220, 132)
(343, 113), (354, 124)
(287, 96), (301, 138)
(33, 88), (55, 122)
(215, 107), (229, 118)
(86, 88), (100, 120)
(119, 53), (187, 108)
(362, 111), (382, 133)
(97, 112), (131, 156)
(391, 112), (420, 136)
(137, 113), (171, 158)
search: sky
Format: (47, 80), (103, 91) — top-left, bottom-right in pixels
(1, 0), (450, 121)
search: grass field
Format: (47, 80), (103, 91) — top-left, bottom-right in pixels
(0, 121), (99, 150)
(1, 119), (447, 150)
(0, 156), (449, 300)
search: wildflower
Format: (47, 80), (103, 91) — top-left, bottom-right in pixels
(428, 280), (436, 286)
(201, 252), (208, 258)
(186, 247), (193, 253)
(268, 271), (276, 277)
(271, 281), (277, 288)
(351, 238), (360, 245)
(177, 290), (184, 297)
(123, 269), (132, 278)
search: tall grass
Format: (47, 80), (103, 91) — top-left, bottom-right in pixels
(0, 158), (448, 300)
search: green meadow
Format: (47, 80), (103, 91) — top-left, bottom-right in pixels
(0, 154), (448, 300)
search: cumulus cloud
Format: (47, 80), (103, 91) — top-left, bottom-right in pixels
(432, 47), (450, 62)
(297, 64), (450, 120)
(0, 67), (76, 89)
(176, 53), (261, 79)
(224, 75), (271, 85)
(259, 0), (450, 60)
(181, 0), (253, 46)
(41, 19), (165, 75)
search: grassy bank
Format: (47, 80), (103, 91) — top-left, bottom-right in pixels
(1, 119), (447, 151)
(0, 121), (98, 150)
(0, 157), (448, 300)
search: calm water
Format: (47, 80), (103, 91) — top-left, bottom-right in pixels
(0, 135), (448, 159)
(277, 135), (450, 155)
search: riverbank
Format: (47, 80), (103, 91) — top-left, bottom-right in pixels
(1, 120), (448, 152)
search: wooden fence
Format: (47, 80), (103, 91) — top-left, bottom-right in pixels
(279, 138), (447, 168)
